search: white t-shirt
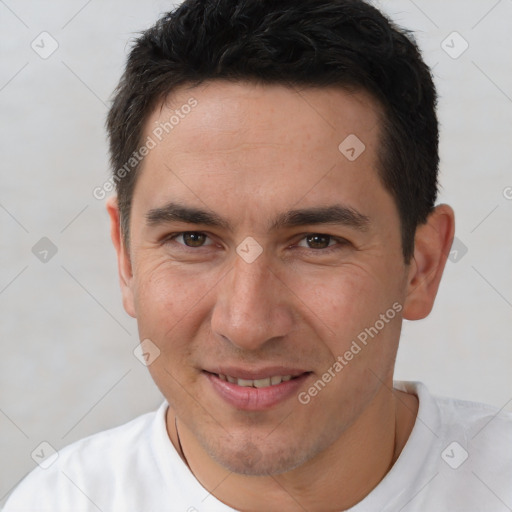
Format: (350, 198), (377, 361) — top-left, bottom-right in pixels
(4, 381), (512, 511)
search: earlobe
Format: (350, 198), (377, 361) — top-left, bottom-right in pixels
(106, 196), (136, 318)
(402, 204), (455, 320)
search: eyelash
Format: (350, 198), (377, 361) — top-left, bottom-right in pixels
(164, 232), (350, 254)
(296, 234), (345, 251)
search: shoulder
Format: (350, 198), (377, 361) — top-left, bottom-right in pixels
(52, 405), (159, 471)
(435, 392), (512, 440)
(392, 381), (512, 509)
(398, 380), (512, 442)
(4, 404), (165, 511)
(397, 380), (512, 473)
(435, 392), (512, 472)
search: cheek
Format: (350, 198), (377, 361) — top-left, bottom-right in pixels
(132, 261), (213, 399)
(295, 264), (396, 336)
(132, 258), (207, 340)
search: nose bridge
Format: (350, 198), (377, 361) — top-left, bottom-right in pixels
(211, 256), (292, 351)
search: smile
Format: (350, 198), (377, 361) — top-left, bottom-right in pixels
(216, 374), (294, 388)
(203, 370), (312, 410)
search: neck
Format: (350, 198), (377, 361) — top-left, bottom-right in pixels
(169, 387), (418, 511)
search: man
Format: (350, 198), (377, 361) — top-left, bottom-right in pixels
(5, 0), (511, 510)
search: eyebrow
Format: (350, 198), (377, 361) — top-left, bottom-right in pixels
(271, 205), (370, 232)
(146, 202), (370, 232)
(146, 203), (230, 230)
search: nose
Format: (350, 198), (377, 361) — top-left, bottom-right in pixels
(210, 254), (295, 352)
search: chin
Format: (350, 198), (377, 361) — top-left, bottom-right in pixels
(206, 439), (313, 476)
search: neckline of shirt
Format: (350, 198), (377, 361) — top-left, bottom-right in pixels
(150, 380), (442, 511)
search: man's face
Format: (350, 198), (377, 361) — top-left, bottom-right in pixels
(124, 82), (411, 475)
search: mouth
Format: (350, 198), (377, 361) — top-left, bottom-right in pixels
(202, 369), (312, 410)
(215, 373), (297, 387)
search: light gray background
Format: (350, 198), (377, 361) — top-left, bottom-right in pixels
(1, 0), (511, 503)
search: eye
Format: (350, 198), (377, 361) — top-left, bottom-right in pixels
(294, 233), (351, 254)
(168, 232), (214, 248)
(297, 234), (338, 250)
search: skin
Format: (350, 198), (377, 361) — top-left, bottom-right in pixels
(107, 81), (455, 511)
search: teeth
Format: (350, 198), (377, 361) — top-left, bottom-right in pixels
(253, 377), (271, 388)
(217, 374), (295, 388)
(237, 378), (254, 387)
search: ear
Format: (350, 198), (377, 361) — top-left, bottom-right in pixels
(106, 196), (136, 318)
(402, 204), (455, 320)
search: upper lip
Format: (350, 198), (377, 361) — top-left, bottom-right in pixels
(204, 366), (310, 380)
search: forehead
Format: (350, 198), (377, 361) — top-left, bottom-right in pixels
(146, 81), (382, 153)
(134, 81), (393, 228)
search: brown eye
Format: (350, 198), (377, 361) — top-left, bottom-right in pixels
(303, 234), (334, 249)
(181, 232), (208, 247)
(172, 231), (211, 247)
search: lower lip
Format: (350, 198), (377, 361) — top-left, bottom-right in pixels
(204, 372), (311, 411)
